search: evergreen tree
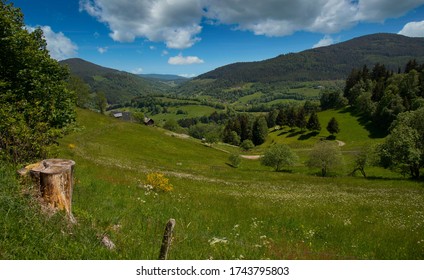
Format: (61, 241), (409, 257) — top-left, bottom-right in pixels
(306, 111), (321, 131)
(326, 117), (340, 135)
(296, 107), (307, 131)
(252, 116), (268, 146)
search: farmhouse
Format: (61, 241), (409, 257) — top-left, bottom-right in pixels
(112, 111), (132, 122)
(144, 117), (155, 126)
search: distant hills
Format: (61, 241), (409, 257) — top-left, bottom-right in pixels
(62, 33), (424, 104)
(197, 33), (424, 84)
(60, 58), (169, 104)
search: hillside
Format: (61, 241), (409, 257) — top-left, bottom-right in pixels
(60, 58), (169, 104)
(196, 33), (424, 84)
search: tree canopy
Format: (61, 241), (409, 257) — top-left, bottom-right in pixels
(0, 1), (75, 163)
(377, 107), (424, 179)
(261, 144), (298, 171)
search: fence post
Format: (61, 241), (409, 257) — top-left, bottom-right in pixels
(159, 218), (176, 260)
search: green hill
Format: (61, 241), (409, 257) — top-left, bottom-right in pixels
(191, 33), (424, 88)
(174, 33), (424, 102)
(60, 58), (169, 104)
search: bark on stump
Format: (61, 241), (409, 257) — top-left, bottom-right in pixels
(28, 159), (76, 222)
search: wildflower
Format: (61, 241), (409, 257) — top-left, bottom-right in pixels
(208, 237), (228, 246)
(68, 143), (76, 149)
(145, 173), (173, 192)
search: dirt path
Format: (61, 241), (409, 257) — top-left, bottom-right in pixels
(241, 155), (262, 160)
(336, 140), (346, 147)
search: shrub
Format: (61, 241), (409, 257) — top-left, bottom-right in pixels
(240, 139), (255, 151)
(228, 153), (241, 168)
(144, 173), (173, 192)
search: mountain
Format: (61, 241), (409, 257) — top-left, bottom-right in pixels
(60, 58), (169, 104)
(196, 33), (424, 84)
(139, 73), (189, 86)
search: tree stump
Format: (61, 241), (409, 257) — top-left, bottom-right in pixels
(27, 159), (76, 222)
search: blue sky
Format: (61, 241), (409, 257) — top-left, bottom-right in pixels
(12, 0), (424, 77)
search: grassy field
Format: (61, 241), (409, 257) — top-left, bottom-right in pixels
(1, 108), (423, 260)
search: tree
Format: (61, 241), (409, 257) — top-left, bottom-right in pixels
(350, 145), (374, 177)
(94, 91), (107, 114)
(306, 111), (321, 131)
(377, 107), (424, 179)
(240, 139), (254, 151)
(326, 117), (340, 136)
(163, 119), (180, 132)
(295, 107), (307, 131)
(320, 88), (348, 109)
(307, 141), (344, 176)
(252, 116), (268, 145)
(67, 75), (92, 108)
(261, 144), (298, 171)
(0, 1), (75, 163)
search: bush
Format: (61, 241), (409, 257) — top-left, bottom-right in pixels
(240, 139), (255, 151)
(144, 173), (173, 192)
(228, 153), (241, 168)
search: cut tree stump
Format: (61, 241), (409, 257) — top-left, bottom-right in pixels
(24, 159), (76, 222)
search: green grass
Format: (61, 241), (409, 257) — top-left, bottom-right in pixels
(2, 108), (424, 260)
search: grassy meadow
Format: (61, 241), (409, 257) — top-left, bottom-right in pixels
(1, 108), (424, 260)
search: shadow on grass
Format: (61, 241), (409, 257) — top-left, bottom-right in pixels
(340, 106), (387, 139)
(298, 131), (319, 140)
(278, 131), (289, 136)
(287, 131), (303, 138)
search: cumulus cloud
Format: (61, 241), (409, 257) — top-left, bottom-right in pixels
(79, 0), (203, 49)
(97, 46), (108, 54)
(313, 35), (335, 48)
(79, 0), (424, 48)
(168, 53), (204, 65)
(27, 25), (78, 60)
(398, 20), (424, 37)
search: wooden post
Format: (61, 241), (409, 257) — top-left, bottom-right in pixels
(158, 219), (176, 260)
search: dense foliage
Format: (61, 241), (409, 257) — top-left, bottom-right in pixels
(0, 1), (75, 163)
(377, 107), (424, 179)
(343, 60), (424, 130)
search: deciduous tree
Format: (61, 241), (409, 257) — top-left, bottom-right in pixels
(0, 1), (75, 163)
(261, 144), (298, 171)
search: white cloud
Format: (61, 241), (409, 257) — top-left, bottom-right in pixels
(131, 67), (144, 74)
(179, 73), (197, 78)
(398, 20), (424, 37)
(27, 25), (78, 60)
(162, 50), (169, 56)
(168, 53), (204, 65)
(313, 35), (335, 48)
(79, 0), (203, 49)
(79, 0), (424, 48)
(97, 46), (108, 54)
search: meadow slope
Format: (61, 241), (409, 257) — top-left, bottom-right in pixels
(26, 108), (421, 260)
